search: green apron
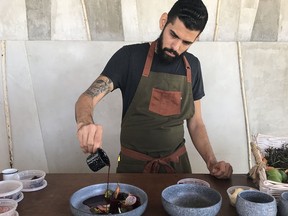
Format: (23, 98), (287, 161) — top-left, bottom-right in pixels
(117, 41), (195, 173)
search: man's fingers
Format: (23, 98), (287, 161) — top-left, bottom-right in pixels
(77, 124), (103, 153)
(211, 161), (233, 179)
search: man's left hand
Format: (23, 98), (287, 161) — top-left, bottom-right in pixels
(209, 161), (233, 179)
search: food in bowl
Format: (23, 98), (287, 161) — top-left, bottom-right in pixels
(0, 199), (18, 216)
(226, 185), (257, 207)
(0, 180), (23, 201)
(17, 170), (46, 189)
(84, 183), (141, 214)
(162, 184), (222, 216)
(70, 183), (148, 216)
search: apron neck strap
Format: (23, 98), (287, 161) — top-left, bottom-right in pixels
(142, 41), (192, 83)
(143, 41), (156, 77)
(183, 56), (192, 83)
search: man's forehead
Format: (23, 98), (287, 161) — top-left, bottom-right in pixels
(166, 18), (200, 42)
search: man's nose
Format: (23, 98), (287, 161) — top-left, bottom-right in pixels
(171, 39), (182, 52)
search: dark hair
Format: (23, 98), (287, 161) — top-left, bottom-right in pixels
(167, 0), (208, 33)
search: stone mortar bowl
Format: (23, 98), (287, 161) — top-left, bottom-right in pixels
(236, 190), (277, 216)
(278, 191), (288, 216)
(161, 184), (222, 216)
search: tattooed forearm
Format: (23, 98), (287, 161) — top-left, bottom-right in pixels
(85, 76), (112, 98)
(75, 76), (112, 125)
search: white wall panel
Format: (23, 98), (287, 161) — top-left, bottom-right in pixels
(241, 42), (288, 136)
(0, 0), (28, 40)
(278, 0), (288, 41)
(136, 0), (175, 41)
(0, 41), (10, 170)
(121, 0), (140, 41)
(200, 0), (217, 41)
(1, 0), (288, 42)
(185, 42), (249, 173)
(6, 41), (48, 172)
(51, 0), (88, 40)
(238, 0), (259, 41)
(25, 41), (132, 173)
(217, 0), (241, 41)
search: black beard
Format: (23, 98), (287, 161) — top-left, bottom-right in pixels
(156, 34), (182, 63)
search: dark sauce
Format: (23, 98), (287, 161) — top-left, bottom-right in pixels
(83, 164), (111, 213)
(82, 164), (141, 214)
(107, 165), (110, 196)
(31, 176), (40, 180)
(83, 194), (107, 208)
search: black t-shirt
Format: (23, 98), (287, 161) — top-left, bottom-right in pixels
(101, 42), (205, 117)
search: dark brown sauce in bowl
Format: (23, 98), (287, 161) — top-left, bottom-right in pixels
(83, 165), (142, 214)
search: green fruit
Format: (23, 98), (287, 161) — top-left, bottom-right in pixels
(279, 170), (288, 183)
(104, 189), (113, 199)
(266, 168), (282, 182)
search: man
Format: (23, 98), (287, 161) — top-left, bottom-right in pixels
(75, 0), (233, 178)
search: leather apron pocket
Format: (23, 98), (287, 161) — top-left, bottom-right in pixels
(149, 88), (181, 116)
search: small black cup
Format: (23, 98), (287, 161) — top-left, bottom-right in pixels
(86, 148), (110, 172)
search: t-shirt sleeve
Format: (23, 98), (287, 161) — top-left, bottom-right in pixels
(189, 55), (205, 101)
(191, 57), (205, 100)
(101, 46), (130, 90)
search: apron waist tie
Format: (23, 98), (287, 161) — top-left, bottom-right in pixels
(120, 145), (187, 173)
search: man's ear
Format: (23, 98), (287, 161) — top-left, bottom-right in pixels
(159, 13), (168, 30)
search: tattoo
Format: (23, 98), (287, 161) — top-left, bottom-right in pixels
(85, 76), (112, 97)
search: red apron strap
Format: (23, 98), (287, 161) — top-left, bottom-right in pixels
(121, 145), (187, 173)
(121, 145), (154, 161)
(183, 56), (192, 83)
(142, 41), (156, 77)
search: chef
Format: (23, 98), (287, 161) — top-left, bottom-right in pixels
(75, 0), (233, 179)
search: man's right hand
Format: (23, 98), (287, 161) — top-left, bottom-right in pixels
(77, 123), (103, 153)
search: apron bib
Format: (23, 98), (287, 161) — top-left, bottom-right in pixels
(117, 41), (195, 173)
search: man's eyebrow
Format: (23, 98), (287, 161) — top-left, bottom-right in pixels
(170, 30), (193, 45)
(170, 30), (180, 39)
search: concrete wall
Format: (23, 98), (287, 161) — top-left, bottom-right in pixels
(0, 0), (287, 174)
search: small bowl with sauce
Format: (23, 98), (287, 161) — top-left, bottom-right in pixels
(0, 199), (18, 216)
(16, 170), (46, 190)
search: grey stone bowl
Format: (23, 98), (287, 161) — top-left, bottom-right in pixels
(161, 184), (222, 216)
(70, 183), (148, 216)
(236, 190), (277, 216)
(278, 191), (288, 216)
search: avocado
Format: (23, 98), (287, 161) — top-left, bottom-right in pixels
(266, 168), (282, 183)
(279, 170), (288, 183)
